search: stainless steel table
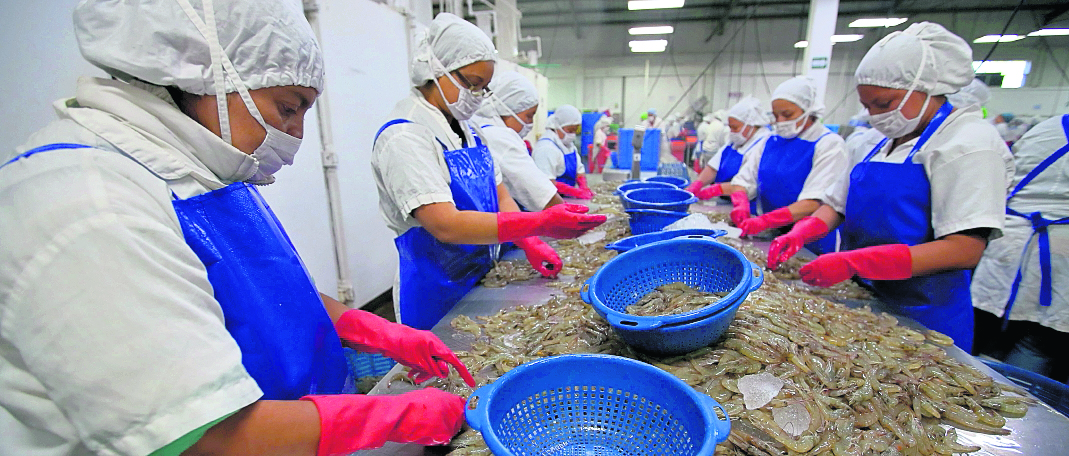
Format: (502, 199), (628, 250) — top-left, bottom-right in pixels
(356, 200), (1069, 455)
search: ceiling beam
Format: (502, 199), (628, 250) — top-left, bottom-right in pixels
(1043, 4), (1069, 26)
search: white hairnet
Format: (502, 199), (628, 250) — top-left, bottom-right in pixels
(74, 0), (324, 95)
(547, 104), (582, 130)
(772, 76), (825, 117)
(475, 71), (539, 118)
(854, 22), (974, 96)
(411, 13), (497, 87)
(947, 78), (991, 108)
(727, 98), (767, 126)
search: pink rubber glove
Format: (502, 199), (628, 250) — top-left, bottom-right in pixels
(302, 389), (465, 455)
(334, 309), (476, 386)
(684, 181), (703, 195)
(696, 184), (724, 200)
(576, 174), (593, 193)
(767, 216), (830, 269)
(739, 207), (795, 237)
(515, 236), (562, 278)
(729, 191), (752, 226)
(497, 203), (607, 242)
(554, 181), (591, 199)
(799, 244), (913, 287)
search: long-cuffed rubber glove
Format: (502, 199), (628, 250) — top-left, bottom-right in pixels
(497, 203), (606, 242)
(684, 181), (704, 195)
(739, 207), (795, 237)
(767, 216), (829, 269)
(730, 191), (752, 227)
(799, 244), (913, 287)
(302, 389), (466, 455)
(554, 181), (591, 199)
(334, 309), (476, 386)
(576, 174), (593, 194)
(696, 184), (724, 200)
(515, 236), (562, 278)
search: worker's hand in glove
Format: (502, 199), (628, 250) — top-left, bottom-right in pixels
(515, 236), (562, 278)
(497, 203), (607, 242)
(738, 207), (794, 237)
(696, 184), (724, 201)
(551, 181), (594, 198)
(767, 216), (829, 269)
(334, 309), (476, 386)
(799, 244), (913, 287)
(302, 388), (466, 454)
(575, 175), (595, 196)
(684, 181), (704, 195)
(729, 191), (752, 226)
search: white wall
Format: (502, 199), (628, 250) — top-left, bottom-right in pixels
(0, 0), (103, 154)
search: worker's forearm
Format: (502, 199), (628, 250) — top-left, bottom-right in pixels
(183, 401), (320, 456)
(719, 183), (746, 195)
(811, 205), (844, 231)
(319, 293), (350, 325)
(542, 194), (565, 210)
(498, 184), (521, 213)
(695, 167), (716, 185)
(909, 233), (988, 276)
(785, 199), (822, 221)
(413, 203), (500, 245)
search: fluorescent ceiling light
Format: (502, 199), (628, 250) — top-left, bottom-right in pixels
(973, 34), (1025, 43)
(849, 17), (908, 28)
(973, 60), (1031, 88)
(629, 25), (675, 35)
(794, 35), (864, 48)
(629, 39), (668, 53)
(628, 0), (684, 11)
(1028, 28), (1069, 37)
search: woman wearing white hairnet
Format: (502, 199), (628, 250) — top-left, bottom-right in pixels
(372, 14), (604, 332)
(591, 109), (613, 173)
(0, 1), (479, 455)
(532, 105), (595, 199)
(470, 71), (564, 212)
(687, 98), (770, 199)
(726, 76), (848, 254)
(971, 113), (1069, 380)
(767, 22), (1014, 351)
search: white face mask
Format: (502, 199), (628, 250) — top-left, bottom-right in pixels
(869, 91), (931, 139)
(433, 58), (484, 121)
(562, 131), (576, 147)
(497, 98), (533, 137)
(774, 113), (808, 139)
(248, 119), (302, 182)
(729, 125), (753, 148)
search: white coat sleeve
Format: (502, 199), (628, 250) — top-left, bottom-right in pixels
(485, 128), (557, 210)
(374, 126), (454, 218)
(531, 139), (562, 180)
(798, 134), (848, 202)
(705, 144), (727, 171)
(729, 145), (763, 199)
(928, 147), (1010, 239)
(0, 149), (261, 455)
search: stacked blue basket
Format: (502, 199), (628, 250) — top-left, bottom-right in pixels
(582, 237), (763, 355)
(466, 354), (731, 456)
(621, 187), (697, 212)
(647, 174), (689, 188)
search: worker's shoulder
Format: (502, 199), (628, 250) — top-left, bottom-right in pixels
(931, 107), (1006, 155)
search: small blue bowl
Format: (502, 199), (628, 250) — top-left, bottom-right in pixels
(647, 175), (690, 188)
(622, 187), (698, 212)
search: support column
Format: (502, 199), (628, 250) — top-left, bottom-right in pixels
(803, 0), (839, 104)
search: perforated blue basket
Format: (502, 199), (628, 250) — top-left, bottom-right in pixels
(343, 348), (396, 378)
(581, 237), (763, 355)
(621, 187), (698, 213)
(606, 229), (727, 252)
(465, 354), (731, 456)
(646, 175), (690, 188)
(625, 209), (690, 235)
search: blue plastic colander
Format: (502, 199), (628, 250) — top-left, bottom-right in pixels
(465, 354), (731, 456)
(606, 229), (727, 252)
(581, 237), (763, 355)
(621, 187), (698, 212)
(625, 209), (690, 235)
(646, 175), (690, 188)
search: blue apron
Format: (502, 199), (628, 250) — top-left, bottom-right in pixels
(841, 101), (974, 352)
(376, 119), (499, 330)
(539, 137), (578, 186)
(757, 130), (837, 254)
(714, 136), (763, 183)
(1002, 114), (1069, 326)
(2, 144), (350, 400)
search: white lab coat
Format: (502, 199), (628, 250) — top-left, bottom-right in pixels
(0, 77), (262, 456)
(844, 127), (887, 166)
(532, 129), (586, 181)
(972, 115), (1069, 332)
(730, 121), (848, 211)
(825, 105), (1014, 240)
(697, 120), (727, 155)
(705, 128), (770, 171)
(472, 114), (556, 210)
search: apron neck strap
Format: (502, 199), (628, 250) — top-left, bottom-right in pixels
(1008, 114), (1069, 200)
(905, 100), (954, 162)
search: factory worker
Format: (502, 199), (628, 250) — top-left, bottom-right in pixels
(666, 113), (683, 138)
(532, 104), (595, 199)
(994, 112), (1015, 142)
(947, 78), (991, 117)
(591, 110), (612, 173)
(845, 109), (887, 166)
(471, 71), (563, 211)
(766, 22), (1014, 351)
(0, 1), (478, 454)
(726, 76), (848, 254)
(687, 97), (770, 199)
(372, 14), (605, 332)
(645, 108), (661, 128)
(972, 114), (1069, 380)
(694, 110), (727, 168)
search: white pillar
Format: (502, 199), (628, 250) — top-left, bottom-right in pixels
(803, 0), (839, 104)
